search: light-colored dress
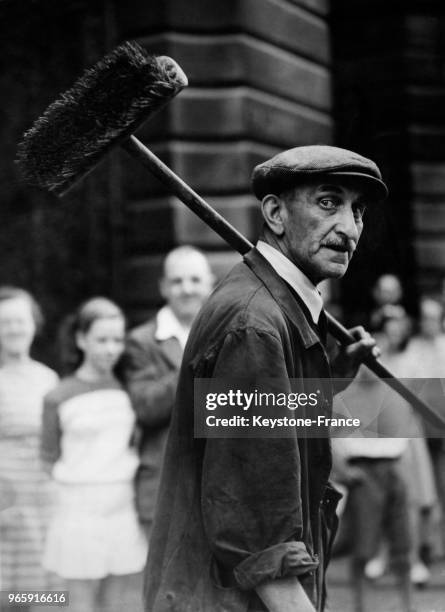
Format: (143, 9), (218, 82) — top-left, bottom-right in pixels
(41, 376), (147, 579)
(0, 359), (58, 590)
(380, 344), (438, 509)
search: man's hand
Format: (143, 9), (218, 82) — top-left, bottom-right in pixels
(332, 326), (380, 379)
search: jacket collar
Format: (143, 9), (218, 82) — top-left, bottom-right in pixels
(244, 248), (322, 348)
(256, 240), (323, 324)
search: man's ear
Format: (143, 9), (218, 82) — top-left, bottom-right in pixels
(75, 331), (86, 352)
(261, 194), (286, 236)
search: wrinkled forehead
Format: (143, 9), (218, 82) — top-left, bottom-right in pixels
(283, 175), (372, 202)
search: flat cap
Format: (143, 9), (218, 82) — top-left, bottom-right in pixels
(251, 145), (388, 202)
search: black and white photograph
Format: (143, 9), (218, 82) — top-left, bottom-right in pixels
(1, 1), (445, 611)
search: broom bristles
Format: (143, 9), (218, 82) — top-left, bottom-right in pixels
(16, 41), (188, 196)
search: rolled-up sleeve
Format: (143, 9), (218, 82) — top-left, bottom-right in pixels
(234, 541), (318, 589)
(201, 327), (315, 589)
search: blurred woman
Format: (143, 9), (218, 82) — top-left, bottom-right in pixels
(0, 287), (58, 608)
(41, 297), (146, 612)
(401, 297), (445, 566)
(368, 307), (438, 586)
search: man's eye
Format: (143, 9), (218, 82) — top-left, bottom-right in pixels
(319, 198), (336, 209)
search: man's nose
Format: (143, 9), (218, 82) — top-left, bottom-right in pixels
(334, 206), (360, 243)
(8, 324), (22, 333)
(180, 279), (195, 294)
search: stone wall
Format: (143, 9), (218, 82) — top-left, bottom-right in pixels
(117, 0), (333, 321)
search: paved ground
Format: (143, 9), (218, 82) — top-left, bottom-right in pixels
(17, 558), (445, 612)
(327, 555), (445, 612)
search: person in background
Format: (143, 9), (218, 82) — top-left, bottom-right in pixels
(0, 287), (59, 612)
(366, 308), (438, 587)
(332, 361), (414, 612)
(404, 297), (445, 373)
(41, 298), (147, 612)
(123, 245), (214, 541)
(401, 296), (445, 559)
(370, 273), (404, 331)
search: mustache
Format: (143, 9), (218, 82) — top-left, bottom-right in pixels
(321, 239), (356, 253)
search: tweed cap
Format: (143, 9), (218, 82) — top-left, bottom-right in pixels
(251, 145), (388, 202)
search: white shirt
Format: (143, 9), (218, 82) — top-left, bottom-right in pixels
(155, 305), (191, 350)
(402, 334), (445, 378)
(256, 240), (323, 324)
(333, 437), (408, 459)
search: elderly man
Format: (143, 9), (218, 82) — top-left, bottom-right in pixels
(144, 146), (386, 612)
(124, 245), (214, 540)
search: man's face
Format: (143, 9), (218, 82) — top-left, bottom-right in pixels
(160, 251), (214, 324)
(0, 297), (36, 358)
(420, 299), (443, 338)
(374, 275), (402, 306)
(384, 317), (410, 349)
(280, 180), (367, 284)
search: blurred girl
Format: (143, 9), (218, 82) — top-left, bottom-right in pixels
(41, 298), (146, 612)
(0, 287), (58, 610)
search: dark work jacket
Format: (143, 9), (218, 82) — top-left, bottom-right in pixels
(144, 248), (341, 612)
(124, 319), (183, 522)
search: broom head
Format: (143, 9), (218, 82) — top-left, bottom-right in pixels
(16, 41), (188, 196)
